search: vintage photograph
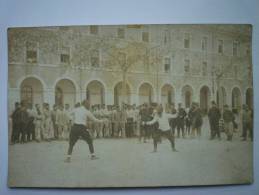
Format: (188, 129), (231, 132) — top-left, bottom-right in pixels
(8, 24), (253, 187)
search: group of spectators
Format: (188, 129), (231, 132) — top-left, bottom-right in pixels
(10, 99), (253, 145)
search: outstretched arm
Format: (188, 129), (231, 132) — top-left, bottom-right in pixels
(146, 115), (158, 125)
(87, 111), (103, 123)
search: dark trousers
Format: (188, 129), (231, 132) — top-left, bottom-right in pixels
(11, 123), (19, 143)
(243, 122), (252, 140)
(139, 124), (148, 142)
(67, 124), (94, 155)
(126, 118), (133, 137)
(177, 119), (185, 138)
(19, 122), (27, 143)
(209, 120), (220, 139)
(152, 129), (175, 151)
(26, 120), (35, 141)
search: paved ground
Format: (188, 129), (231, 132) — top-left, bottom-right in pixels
(8, 119), (253, 188)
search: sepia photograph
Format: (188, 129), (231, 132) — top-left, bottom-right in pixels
(8, 24), (253, 188)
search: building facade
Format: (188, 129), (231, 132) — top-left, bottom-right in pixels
(8, 25), (253, 113)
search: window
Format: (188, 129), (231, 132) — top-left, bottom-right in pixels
(21, 86), (33, 105)
(201, 37), (208, 51)
(184, 59), (190, 73)
(202, 61), (207, 76)
(233, 41), (239, 56)
(142, 32), (149, 42)
(218, 40), (223, 54)
(90, 25), (98, 35)
(90, 50), (100, 67)
(184, 33), (190, 49)
(60, 46), (70, 64)
(60, 54), (70, 64)
(164, 57), (171, 73)
(26, 41), (38, 63)
(117, 28), (125, 39)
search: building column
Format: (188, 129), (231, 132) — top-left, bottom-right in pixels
(44, 88), (55, 106)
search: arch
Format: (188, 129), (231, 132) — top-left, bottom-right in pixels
(245, 88), (253, 109)
(55, 79), (76, 107)
(86, 80), (105, 106)
(200, 85), (211, 113)
(114, 81), (131, 106)
(182, 85), (193, 108)
(20, 77), (44, 106)
(232, 87), (242, 110)
(138, 82), (154, 105)
(18, 74), (47, 89)
(161, 84), (175, 105)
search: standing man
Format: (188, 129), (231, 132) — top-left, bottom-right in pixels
(26, 103), (36, 142)
(10, 102), (20, 144)
(242, 104), (253, 141)
(56, 105), (68, 140)
(145, 105), (178, 152)
(18, 100), (29, 143)
(64, 100), (105, 162)
(34, 104), (43, 142)
(176, 103), (186, 138)
(139, 104), (151, 143)
(223, 105), (235, 141)
(208, 101), (221, 140)
(51, 104), (58, 140)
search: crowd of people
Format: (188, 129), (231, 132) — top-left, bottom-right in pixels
(10, 99), (253, 146)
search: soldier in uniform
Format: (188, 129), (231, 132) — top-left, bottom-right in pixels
(42, 103), (54, 141)
(190, 103), (203, 138)
(10, 102), (20, 144)
(51, 104), (58, 139)
(241, 104), (253, 141)
(26, 103), (36, 142)
(56, 105), (68, 140)
(34, 104), (43, 142)
(176, 103), (186, 138)
(208, 101), (221, 140)
(223, 104), (235, 141)
(139, 103), (152, 143)
(18, 100), (29, 143)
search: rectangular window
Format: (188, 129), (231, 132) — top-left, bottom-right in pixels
(90, 25), (98, 35)
(201, 37), (208, 51)
(184, 59), (190, 73)
(184, 33), (190, 49)
(142, 32), (149, 42)
(202, 61), (207, 76)
(117, 28), (125, 39)
(26, 41), (38, 63)
(60, 46), (70, 64)
(164, 57), (171, 73)
(233, 41), (239, 56)
(90, 50), (100, 67)
(60, 54), (70, 64)
(218, 40), (223, 54)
